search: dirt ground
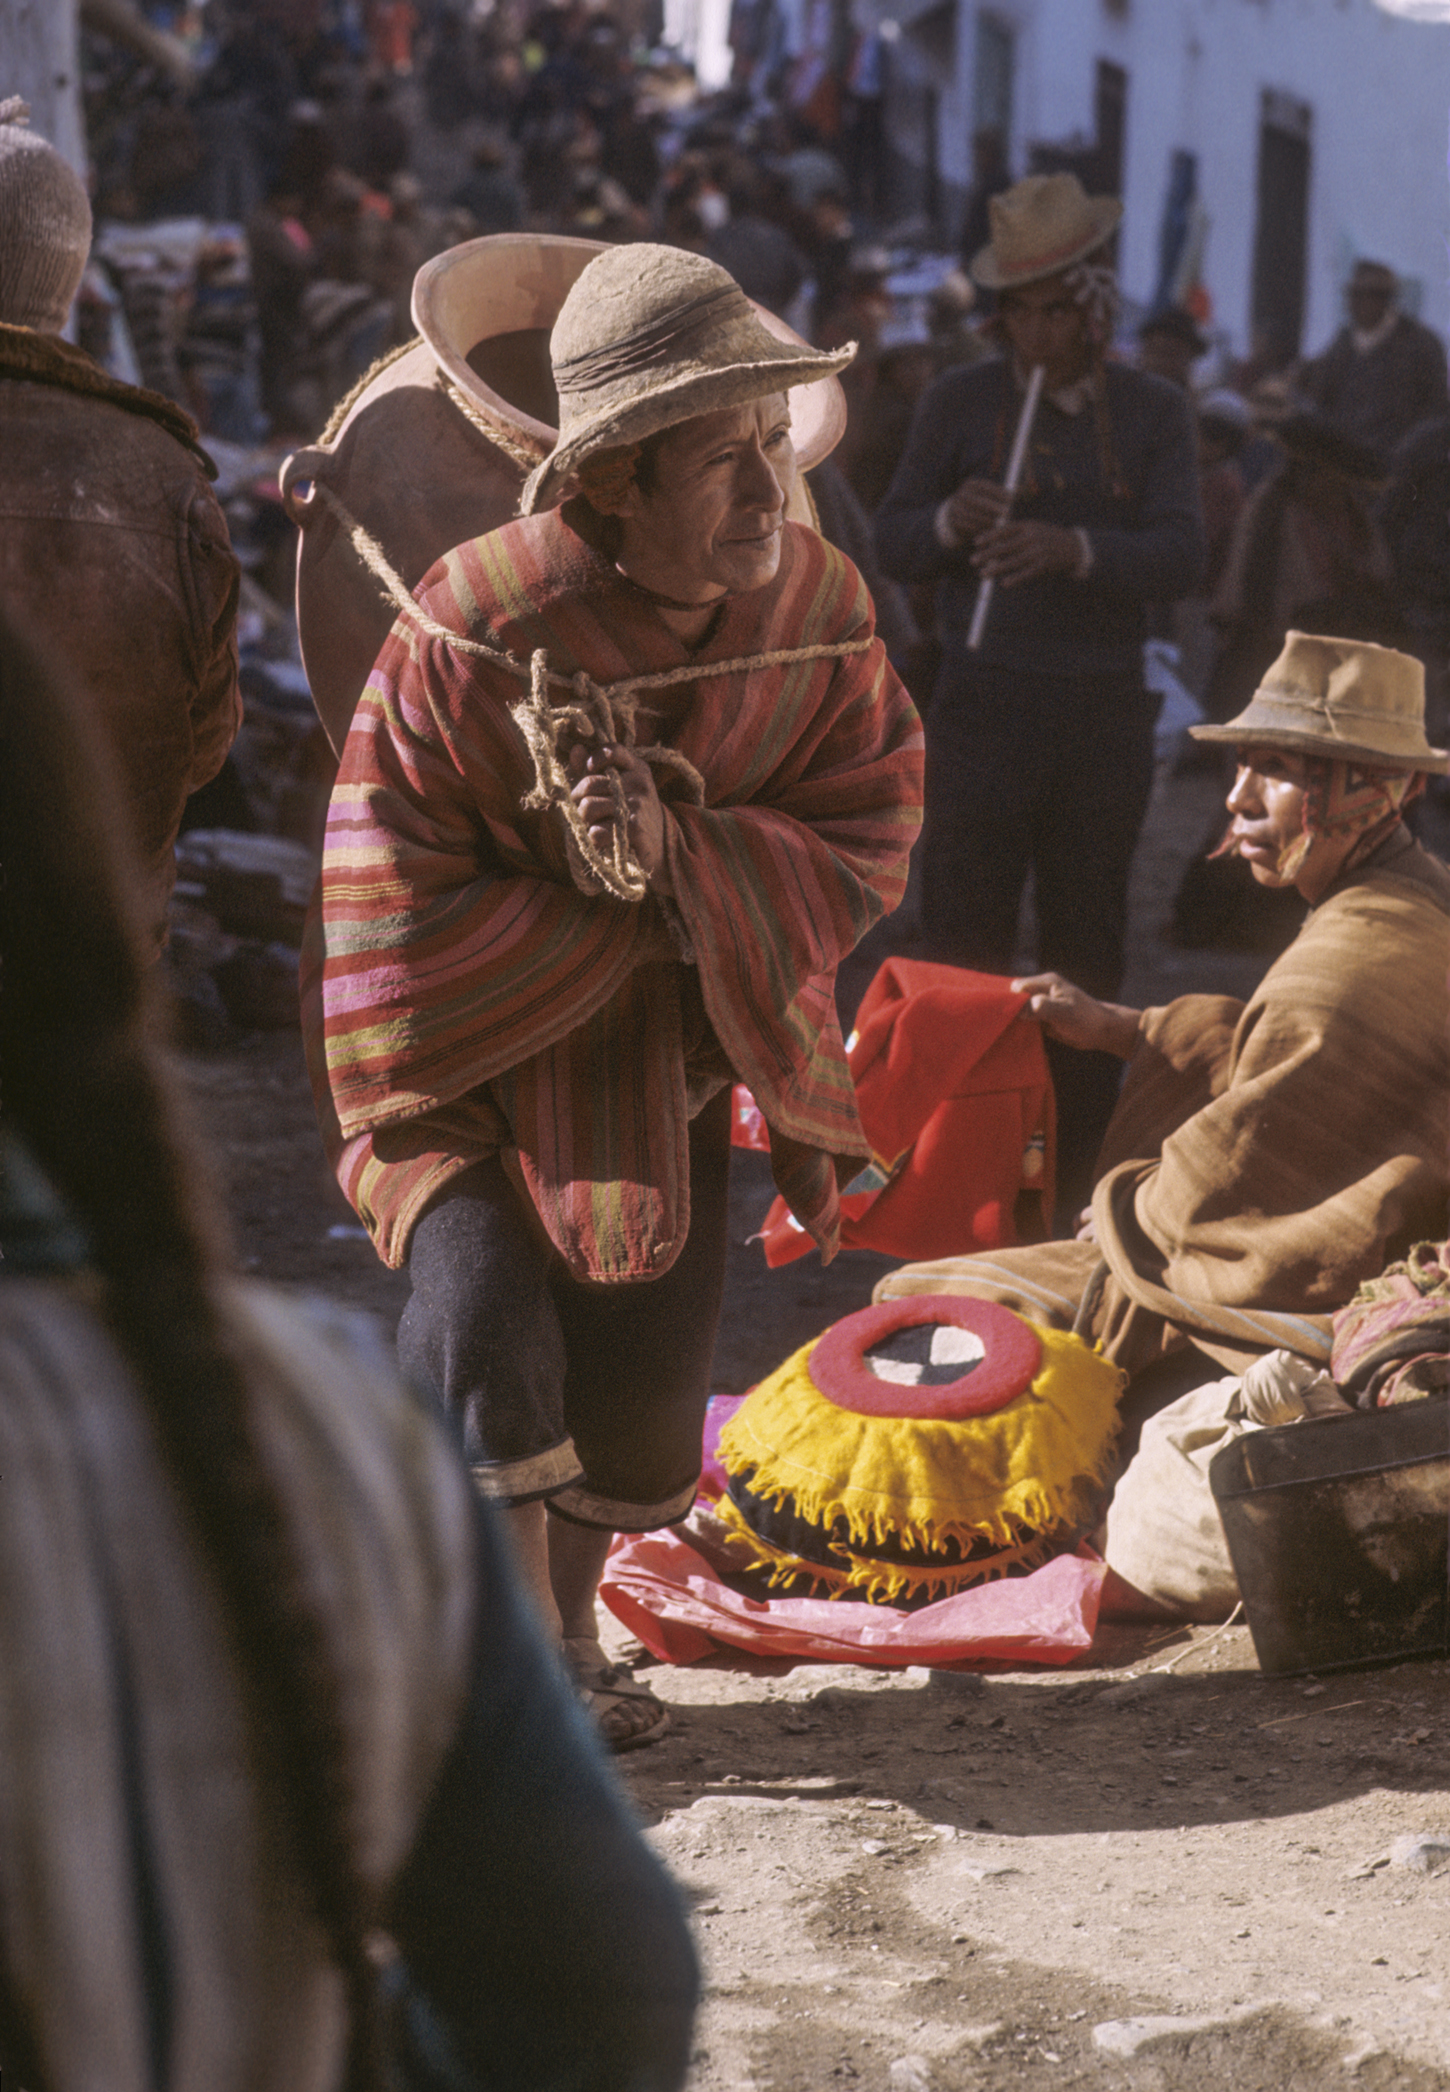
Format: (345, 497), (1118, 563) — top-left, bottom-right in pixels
(175, 753), (1450, 2092)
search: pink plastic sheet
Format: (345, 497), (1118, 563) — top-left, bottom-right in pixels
(600, 1532), (1105, 1671)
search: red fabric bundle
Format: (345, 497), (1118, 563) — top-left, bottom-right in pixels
(750, 961), (1055, 1267)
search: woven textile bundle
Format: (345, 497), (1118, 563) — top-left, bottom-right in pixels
(716, 1296), (1123, 1607)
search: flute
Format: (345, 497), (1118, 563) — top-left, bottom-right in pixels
(965, 361), (1046, 652)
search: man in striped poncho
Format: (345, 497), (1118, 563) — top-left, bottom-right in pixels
(304, 244), (923, 1745)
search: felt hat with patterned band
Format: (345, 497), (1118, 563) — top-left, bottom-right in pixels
(969, 171), (1122, 291)
(1190, 631), (1450, 774)
(715, 1296), (1123, 1608)
(519, 242), (855, 515)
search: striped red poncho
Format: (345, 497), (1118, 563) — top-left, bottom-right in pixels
(303, 509), (923, 1281)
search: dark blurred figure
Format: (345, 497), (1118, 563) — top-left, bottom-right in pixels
(1203, 413), (1396, 725)
(1136, 304), (1206, 392)
(194, 0), (300, 217)
(1300, 259), (1449, 468)
(1171, 413), (1399, 952)
(926, 266), (985, 370)
(127, 93), (206, 217)
(707, 169), (808, 315)
(353, 77), (412, 191)
(1380, 413), (1450, 756)
(957, 127), (1011, 271)
(845, 318), (940, 514)
(423, 6), (477, 132)
(1195, 391), (1251, 594)
(840, 24), (887, 219)
(367, 0), (421, 77)
(451, 132), (526, 233)
(247, 178), (317, 425)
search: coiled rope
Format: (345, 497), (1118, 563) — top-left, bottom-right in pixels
(312, 478), (872, 901)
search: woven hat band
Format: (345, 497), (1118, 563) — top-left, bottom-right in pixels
(554, 282), (741, 395)
(998, 229), (1105, 281)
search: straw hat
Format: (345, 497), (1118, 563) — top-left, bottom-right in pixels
(1190, 631), (1449, 774)
(970, 172), (1121, 291)
(518, 243), (855, 515)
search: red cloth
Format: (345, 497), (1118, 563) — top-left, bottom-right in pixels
(600, 1532), (1103, 1670)
(756, 961), (1055, 1266)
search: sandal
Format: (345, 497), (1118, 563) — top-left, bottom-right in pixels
(562, 1635), (671, 1753)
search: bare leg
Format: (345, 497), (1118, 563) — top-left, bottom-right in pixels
(501, 1502), (563, 1640)
(547, 1516), (615, 1638)
(549, 1515), (670, 1750)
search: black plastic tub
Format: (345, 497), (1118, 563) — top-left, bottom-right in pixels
(1209, 1394), (1449, 1676)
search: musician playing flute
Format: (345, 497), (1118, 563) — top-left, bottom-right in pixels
(875, 173), (1204, 1212)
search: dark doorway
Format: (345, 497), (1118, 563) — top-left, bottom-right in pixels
(1251, 89), (1312, 363)
(1093, 58), (1127, 197)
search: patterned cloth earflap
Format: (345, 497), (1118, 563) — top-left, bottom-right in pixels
(1279, 756), (1423, 882)
(1062, 259), (1119, 345)
(1211, 755), (1423, 882)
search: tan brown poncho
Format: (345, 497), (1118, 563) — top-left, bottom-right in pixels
(879, 830), (1450, 1375)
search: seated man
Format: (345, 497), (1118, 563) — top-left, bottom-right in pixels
(878, 631), (1450, 1424)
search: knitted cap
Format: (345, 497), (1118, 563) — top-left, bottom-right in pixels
(0, 99), (92, 333)
(520, 244), (854, 514)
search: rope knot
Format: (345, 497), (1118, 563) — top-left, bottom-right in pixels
(312, 478), (876, 905)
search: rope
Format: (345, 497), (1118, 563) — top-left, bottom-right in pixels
(311, 481), (873, 903)
(436, 369), (549, 472)
(317, 335), (423, 447)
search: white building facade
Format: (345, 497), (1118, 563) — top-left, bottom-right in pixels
(865, 0), (1450, 358)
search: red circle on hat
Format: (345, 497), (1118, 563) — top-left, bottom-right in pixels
(809, 1296), (1042, 1420)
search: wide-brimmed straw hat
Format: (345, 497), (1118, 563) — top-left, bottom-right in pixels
(970, 172), (1121, 292)
(1190, 631), (1449, 774)
(518, 243), (854, 514)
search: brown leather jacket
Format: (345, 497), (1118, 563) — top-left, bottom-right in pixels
(0, 326), (241, 941)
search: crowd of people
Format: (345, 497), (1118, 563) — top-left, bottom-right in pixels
(3, 4), (1450, 2084)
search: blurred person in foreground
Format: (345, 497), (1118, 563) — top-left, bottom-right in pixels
(874, 172), (1204, 1212)
(304, 244), (923, 1749)
(0, 609), (698, 2090)
(0, 97), (240, 949)
(878, 632), (1450, 1447)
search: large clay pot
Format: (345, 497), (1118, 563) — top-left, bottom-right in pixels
(280, 233), (847, 755)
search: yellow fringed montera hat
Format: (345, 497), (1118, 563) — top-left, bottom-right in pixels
(716, 1296), (1124, 1608)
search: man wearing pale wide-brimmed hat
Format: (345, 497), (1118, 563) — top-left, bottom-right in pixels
(306, 243), (923, 1747)
(875, 171), (1205, 1212)
(877, 635), (1450, 1514)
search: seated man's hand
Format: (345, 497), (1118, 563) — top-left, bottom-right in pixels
(943, 477), (1012, 542)
(973, 520), (1082, 587)
(569, 743), (674, 896)
(1012, 972), (1142, 1058)
(1074, 1206), (1098, 1243)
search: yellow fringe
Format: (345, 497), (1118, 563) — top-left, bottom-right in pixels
(714, 1492), (1055, 1606)
(716, 1319), (1123, 1561)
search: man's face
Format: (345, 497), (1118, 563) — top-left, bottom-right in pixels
(1223, 743), (1362, 900)
(613, 394), (796, 603)
(1224, 745), (1310, 886)
(998, 274), (1093, 389)
(1347, 277), (1394, 332)
(1138, 328), (1195, 389)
